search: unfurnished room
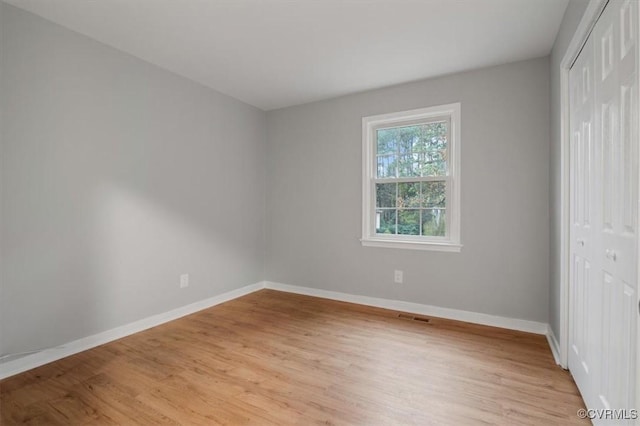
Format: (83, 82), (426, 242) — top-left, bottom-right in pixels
(0, 0), (638, 424)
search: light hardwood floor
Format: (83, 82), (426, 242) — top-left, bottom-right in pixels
(1, 289), (587, 425)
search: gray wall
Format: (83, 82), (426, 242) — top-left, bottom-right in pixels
(0, 4), (266, 357)
(266, 57), (551, 323)
(549, 0), (588, 339)
(1, 1), (569, 360)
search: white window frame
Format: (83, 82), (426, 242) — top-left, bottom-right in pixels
(361, 103), (462, 252)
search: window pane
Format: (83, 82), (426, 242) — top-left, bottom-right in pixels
(398, 182), (421, 208)
(421, 181), (446, 208)
(418, 150), (447, 177)
(398, 133), (414, 154)
(391, 121), (448, 177)
(398, 154), (419, 177)
(376, 154), (396, 178)
(422, 209), (446, 236)
(398, 209), (420, 235)
(377, 121), (448, 178)
(376, 209), (397, 234)
(413, 121), (447, 151)
(376, 129), (397, 155)
(376, 183), (396, 208)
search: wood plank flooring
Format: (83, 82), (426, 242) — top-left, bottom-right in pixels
(0, 289), (588, 425)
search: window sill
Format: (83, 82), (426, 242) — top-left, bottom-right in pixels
(360, 237), (462, 252)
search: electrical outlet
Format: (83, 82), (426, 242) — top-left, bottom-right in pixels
(394, 270), (403, 284)
(180, 273), (189, 288)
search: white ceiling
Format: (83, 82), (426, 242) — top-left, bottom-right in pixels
(5, 0), (569, 110)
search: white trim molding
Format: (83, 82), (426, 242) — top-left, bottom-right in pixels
(0, 282), (265, 380)
(361, 103), (462, 252)
(547, 325), (561, 365)
(360, 238), (462, 252)
(265, 281), (548, 335)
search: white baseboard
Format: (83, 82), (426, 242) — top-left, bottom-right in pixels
(1, 280), (554, 380)
(546, 325), (561, 366)
(264, 281), (549, 335)
(0, 281), (265, 380)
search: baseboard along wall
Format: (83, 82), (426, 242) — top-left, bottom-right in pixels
(0, 280), (553, 379)
(0, 282), (264, 380)
(546, 325), (562, 366)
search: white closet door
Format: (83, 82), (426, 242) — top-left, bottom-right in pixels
(593, 0), (638, 415)
(569, 0), (638, 422)
(569, 18), (598, 410)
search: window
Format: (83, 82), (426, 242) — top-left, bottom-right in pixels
(361, 103), (461, 251)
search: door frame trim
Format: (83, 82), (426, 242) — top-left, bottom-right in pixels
(559, 0), (609, 369)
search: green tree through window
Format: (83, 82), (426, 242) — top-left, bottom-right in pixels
(375, 121), (447, 237)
